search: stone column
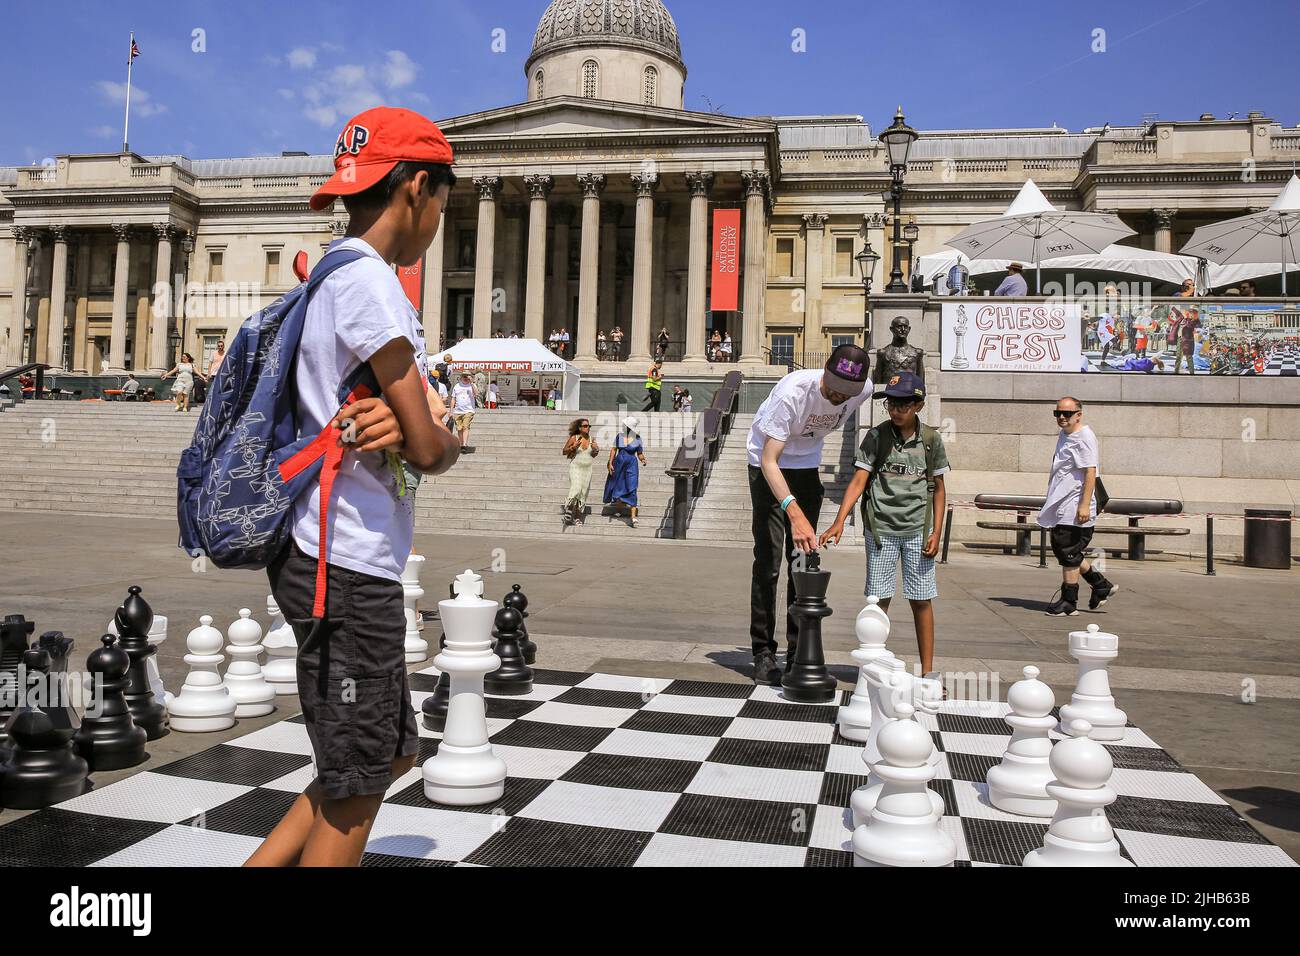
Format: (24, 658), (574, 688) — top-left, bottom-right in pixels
(652, 199), (670, 351)
(471, 176), (501, 338)
(422, 223), (445, 350)
(628, 171), (658, 363)
(32, 238), (51, 366)
(550, 204), (574, 335)
(598, 201), (621, 338)
(6, 226), (31, 367)
(177, 233), (195, 365)
(575, 173), (605, 360)
(524, 174), (553, 341)
(803, 213), (828, 352)
(684, 173), (713, 362)
(1152, 209), (1175, 254)
(148, 223), (173, 372)
(72, 237), (91, 372)
(741, 171), (770, 362)
(45, 226), (70, 369)
(106, 223), (132, 372)
(500, 202), (525, 334)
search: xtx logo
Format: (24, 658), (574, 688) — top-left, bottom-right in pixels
(49, 886), (152, 936)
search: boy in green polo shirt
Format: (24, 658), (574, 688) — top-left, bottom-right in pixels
(821, 371), (948, 677)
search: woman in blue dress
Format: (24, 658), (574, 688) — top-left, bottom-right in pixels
(603, 417), (647, 528)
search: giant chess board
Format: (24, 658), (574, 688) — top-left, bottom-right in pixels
(0, 666), (1293, 867)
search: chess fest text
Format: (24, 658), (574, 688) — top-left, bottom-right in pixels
(971, 305), (1070, 363)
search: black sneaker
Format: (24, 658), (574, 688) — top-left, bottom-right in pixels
(1088, 581), (1119, 610)
(1045, 587), (1079, 617)
(753, 650), (781, 685)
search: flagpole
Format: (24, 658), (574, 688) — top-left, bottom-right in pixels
(123, 32), (134, 153)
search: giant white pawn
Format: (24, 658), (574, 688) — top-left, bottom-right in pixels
(851, 659), (944, 827)
(853, 703), (955, 868)
(423, 570), (507, 806)
(401, 554), (428, 664)
(222, 608), (275, 718)
(262, 595), (298, 696)
(986, 666), (1057, 817)
(1059, 624), (1126, 741)
(168, 615), (237, 733)
(837, 596), (892, 742)
(1023, 719), (1134, 867)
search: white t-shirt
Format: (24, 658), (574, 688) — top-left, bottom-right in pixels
(451, 382), (476, 413)
(1038, 425), (1100, 528)
(291, 237), (428, 584)
(746, 368), (869, 469)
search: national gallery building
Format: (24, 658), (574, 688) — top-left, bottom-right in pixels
(3, 0), (1298, 378)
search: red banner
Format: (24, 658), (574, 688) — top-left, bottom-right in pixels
(710, 208), (741, 312)
(397, 258), (423, 312)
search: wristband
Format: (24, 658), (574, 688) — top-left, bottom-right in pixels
(780, 495), (796, 513)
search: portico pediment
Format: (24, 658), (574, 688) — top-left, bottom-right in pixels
(439, 96), (775, 140)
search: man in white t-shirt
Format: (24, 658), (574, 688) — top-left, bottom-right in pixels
(451, 372), (478, 452)
(746, 344), (872, 684)
(1036, 396), (1117, 616)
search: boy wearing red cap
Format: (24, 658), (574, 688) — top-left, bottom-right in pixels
(248, 107), (460, 868)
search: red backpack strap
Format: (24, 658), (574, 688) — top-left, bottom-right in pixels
(278, 383), (373, 620)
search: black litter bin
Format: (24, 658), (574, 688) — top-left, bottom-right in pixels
(1243, 509), (1292, 570)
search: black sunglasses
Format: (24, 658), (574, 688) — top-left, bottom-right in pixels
(1053, 409), (1079, 419)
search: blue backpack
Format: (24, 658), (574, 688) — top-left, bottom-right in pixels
(177, 248), (378, 617)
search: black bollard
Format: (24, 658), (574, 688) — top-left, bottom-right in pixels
(781, 552), (838, 704)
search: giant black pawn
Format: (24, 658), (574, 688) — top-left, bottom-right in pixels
(0, 645), (91, 810)
(781, 553), (838, 703)
(0, 615), (36, 750)
(421, 631), (450, 732)
(114, 586), (169, 740)
(503, 584), (537, 665)
(484, 607), (533, 696)
(74, 635), (147, 772)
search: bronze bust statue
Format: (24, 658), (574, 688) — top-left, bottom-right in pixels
(873, 316), (925, 384)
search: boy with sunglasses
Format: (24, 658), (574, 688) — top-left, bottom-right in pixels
(821, 371), (947, 678)
(1037, 397), (1117, 616)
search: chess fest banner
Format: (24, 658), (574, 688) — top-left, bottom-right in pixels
(710, 208), (741, 312)
(940, 302), (1083, 373)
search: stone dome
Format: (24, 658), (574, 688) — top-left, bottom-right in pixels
(528, 0), (685, 73)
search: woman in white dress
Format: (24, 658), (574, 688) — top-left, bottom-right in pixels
(562, 418), (600, 525)
(162, 352), (205, 413)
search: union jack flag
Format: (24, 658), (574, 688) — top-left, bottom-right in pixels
(129, 37), (140, 63)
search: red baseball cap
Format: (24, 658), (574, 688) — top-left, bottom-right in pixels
(310, 106), (454, 211)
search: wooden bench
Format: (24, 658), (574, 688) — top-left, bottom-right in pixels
(972, 494), (1188, 561)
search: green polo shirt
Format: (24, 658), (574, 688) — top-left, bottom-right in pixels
(856, 426), (950, 536)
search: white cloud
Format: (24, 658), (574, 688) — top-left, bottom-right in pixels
(285, 52), (422, 128)
(381, 50), (418, 89)
(288, 47), (317, 70)
(88, 124), (117, 139)
(96, 80), (167, 117)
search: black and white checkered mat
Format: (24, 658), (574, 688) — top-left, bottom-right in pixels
(0, 667), (1293, 867)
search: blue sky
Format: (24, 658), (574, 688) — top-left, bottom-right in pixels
(3, 0), (1297, 165)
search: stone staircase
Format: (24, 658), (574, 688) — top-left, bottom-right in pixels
(683, 413), (869, 546)
(0, 402), (698, 541)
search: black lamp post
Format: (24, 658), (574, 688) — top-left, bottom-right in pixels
(879, 106), (918, 293)
(855, 239), (880, 343)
